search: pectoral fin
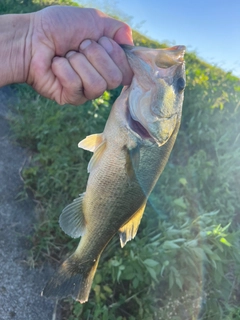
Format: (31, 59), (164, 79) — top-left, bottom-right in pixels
(125, 145), (140, 180)
(78, 133), (104, 152)
(59, 193), (86, 239)
(87, 140), (106, 173)
(119, 201), (146, 248)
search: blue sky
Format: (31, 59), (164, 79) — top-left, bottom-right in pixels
(78, 0), (240, 78)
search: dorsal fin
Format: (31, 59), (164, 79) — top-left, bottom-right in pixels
(78, 133), (104, 152)
(119, 201), (146, 248)
(87, 140), (106, 173)
(59, 193), (86, 239)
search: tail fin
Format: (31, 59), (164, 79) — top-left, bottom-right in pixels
(42, 253), (100, 303)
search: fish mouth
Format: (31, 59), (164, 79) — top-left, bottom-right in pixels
(121, 44), (186, 70)
(127, 103), (178, 145)
(127, 106), (153, 141)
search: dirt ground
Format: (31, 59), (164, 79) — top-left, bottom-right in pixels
(0, 86), (60, 320)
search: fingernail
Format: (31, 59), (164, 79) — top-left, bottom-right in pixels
(66, 51), (76, 59)
(99, 37), (113, 53)
(80, 39), (92, 50)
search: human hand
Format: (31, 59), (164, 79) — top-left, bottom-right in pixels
(27, 6), (134, 105)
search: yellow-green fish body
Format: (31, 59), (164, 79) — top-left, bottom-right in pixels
(43, 44), (186, 303)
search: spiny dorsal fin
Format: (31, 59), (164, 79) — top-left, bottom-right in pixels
(87, 140), (106, 173)
(78, 133), (104, 152)
(119, 201), (146, 248)
(59, 193), (86, 239)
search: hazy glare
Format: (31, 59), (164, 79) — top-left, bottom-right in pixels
(78, 0), (240, 78)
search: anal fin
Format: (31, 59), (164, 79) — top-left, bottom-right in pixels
(59, 193), (86, 239)
(119, 201), (146, 248)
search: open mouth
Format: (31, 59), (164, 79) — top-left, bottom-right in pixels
(126, 103), (178, 146)
(127, 106), (153, 140)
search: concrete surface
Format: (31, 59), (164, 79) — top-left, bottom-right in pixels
(0, 86), (59, 320)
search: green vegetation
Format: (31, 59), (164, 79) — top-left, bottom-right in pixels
(2, 0), (240, 319)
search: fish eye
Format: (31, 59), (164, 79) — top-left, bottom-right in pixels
(177, 77), (185, 92)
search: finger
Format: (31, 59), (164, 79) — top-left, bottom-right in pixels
(111, 21), (134, 46)
(52, 55), (87, 105)
(66, 50), (107, 100)
(79, 39), (123, 90)
(94, 10), (134, 45)
(98, 37), (133, 86)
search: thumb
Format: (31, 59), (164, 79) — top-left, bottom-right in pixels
(113, 23), (134, 45)
(100, 14), (134, 46)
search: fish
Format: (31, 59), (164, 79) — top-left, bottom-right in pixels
(42, 44), (186, 303)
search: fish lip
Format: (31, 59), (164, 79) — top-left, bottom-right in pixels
(121, 44), (186, 69)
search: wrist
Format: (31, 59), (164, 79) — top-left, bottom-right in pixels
(0, 13), (33, 87)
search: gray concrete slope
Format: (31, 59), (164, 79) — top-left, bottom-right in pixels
(0, 86), (58, 320)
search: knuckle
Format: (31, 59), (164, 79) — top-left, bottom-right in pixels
(93, 82), (107, 98)
(86, 79), (107, 100)
(107, 71), (122, 89)
(66, 51), (78, 63)
(61, 91), (86, 106)
(82, 42), (99, 58)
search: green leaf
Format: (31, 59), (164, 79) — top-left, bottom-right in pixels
(94, 273), (102, 284)
(161, 260), (169, 276)
(103, 285), (112, 294)
(221, 222), (231, 232)
(179, 177), (187, 186)
(169, 271), (174, 289)
(173, 197), (187, 209)
(147, 267), (158, 282)
(133, 277), (139, 289)
(220, 237), (232, 247)
(117, 269), (122, 282)
(124, 272), (136, 280)
(192, 247), (209, 262)
(111, 259), (122, 267)
(185, 239), (198, 247)
(175, 277), (183, 290)
(163, 240), (180, 250)
(143, 259), (159, 267)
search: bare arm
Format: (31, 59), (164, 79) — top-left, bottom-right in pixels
(0, 13), (32, 86)
(0, 6), (133, 105)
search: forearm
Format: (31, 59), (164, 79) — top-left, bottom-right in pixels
(0, 13), (32, 87)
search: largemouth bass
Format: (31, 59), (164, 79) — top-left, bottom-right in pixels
(42, 44), (186, 303)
